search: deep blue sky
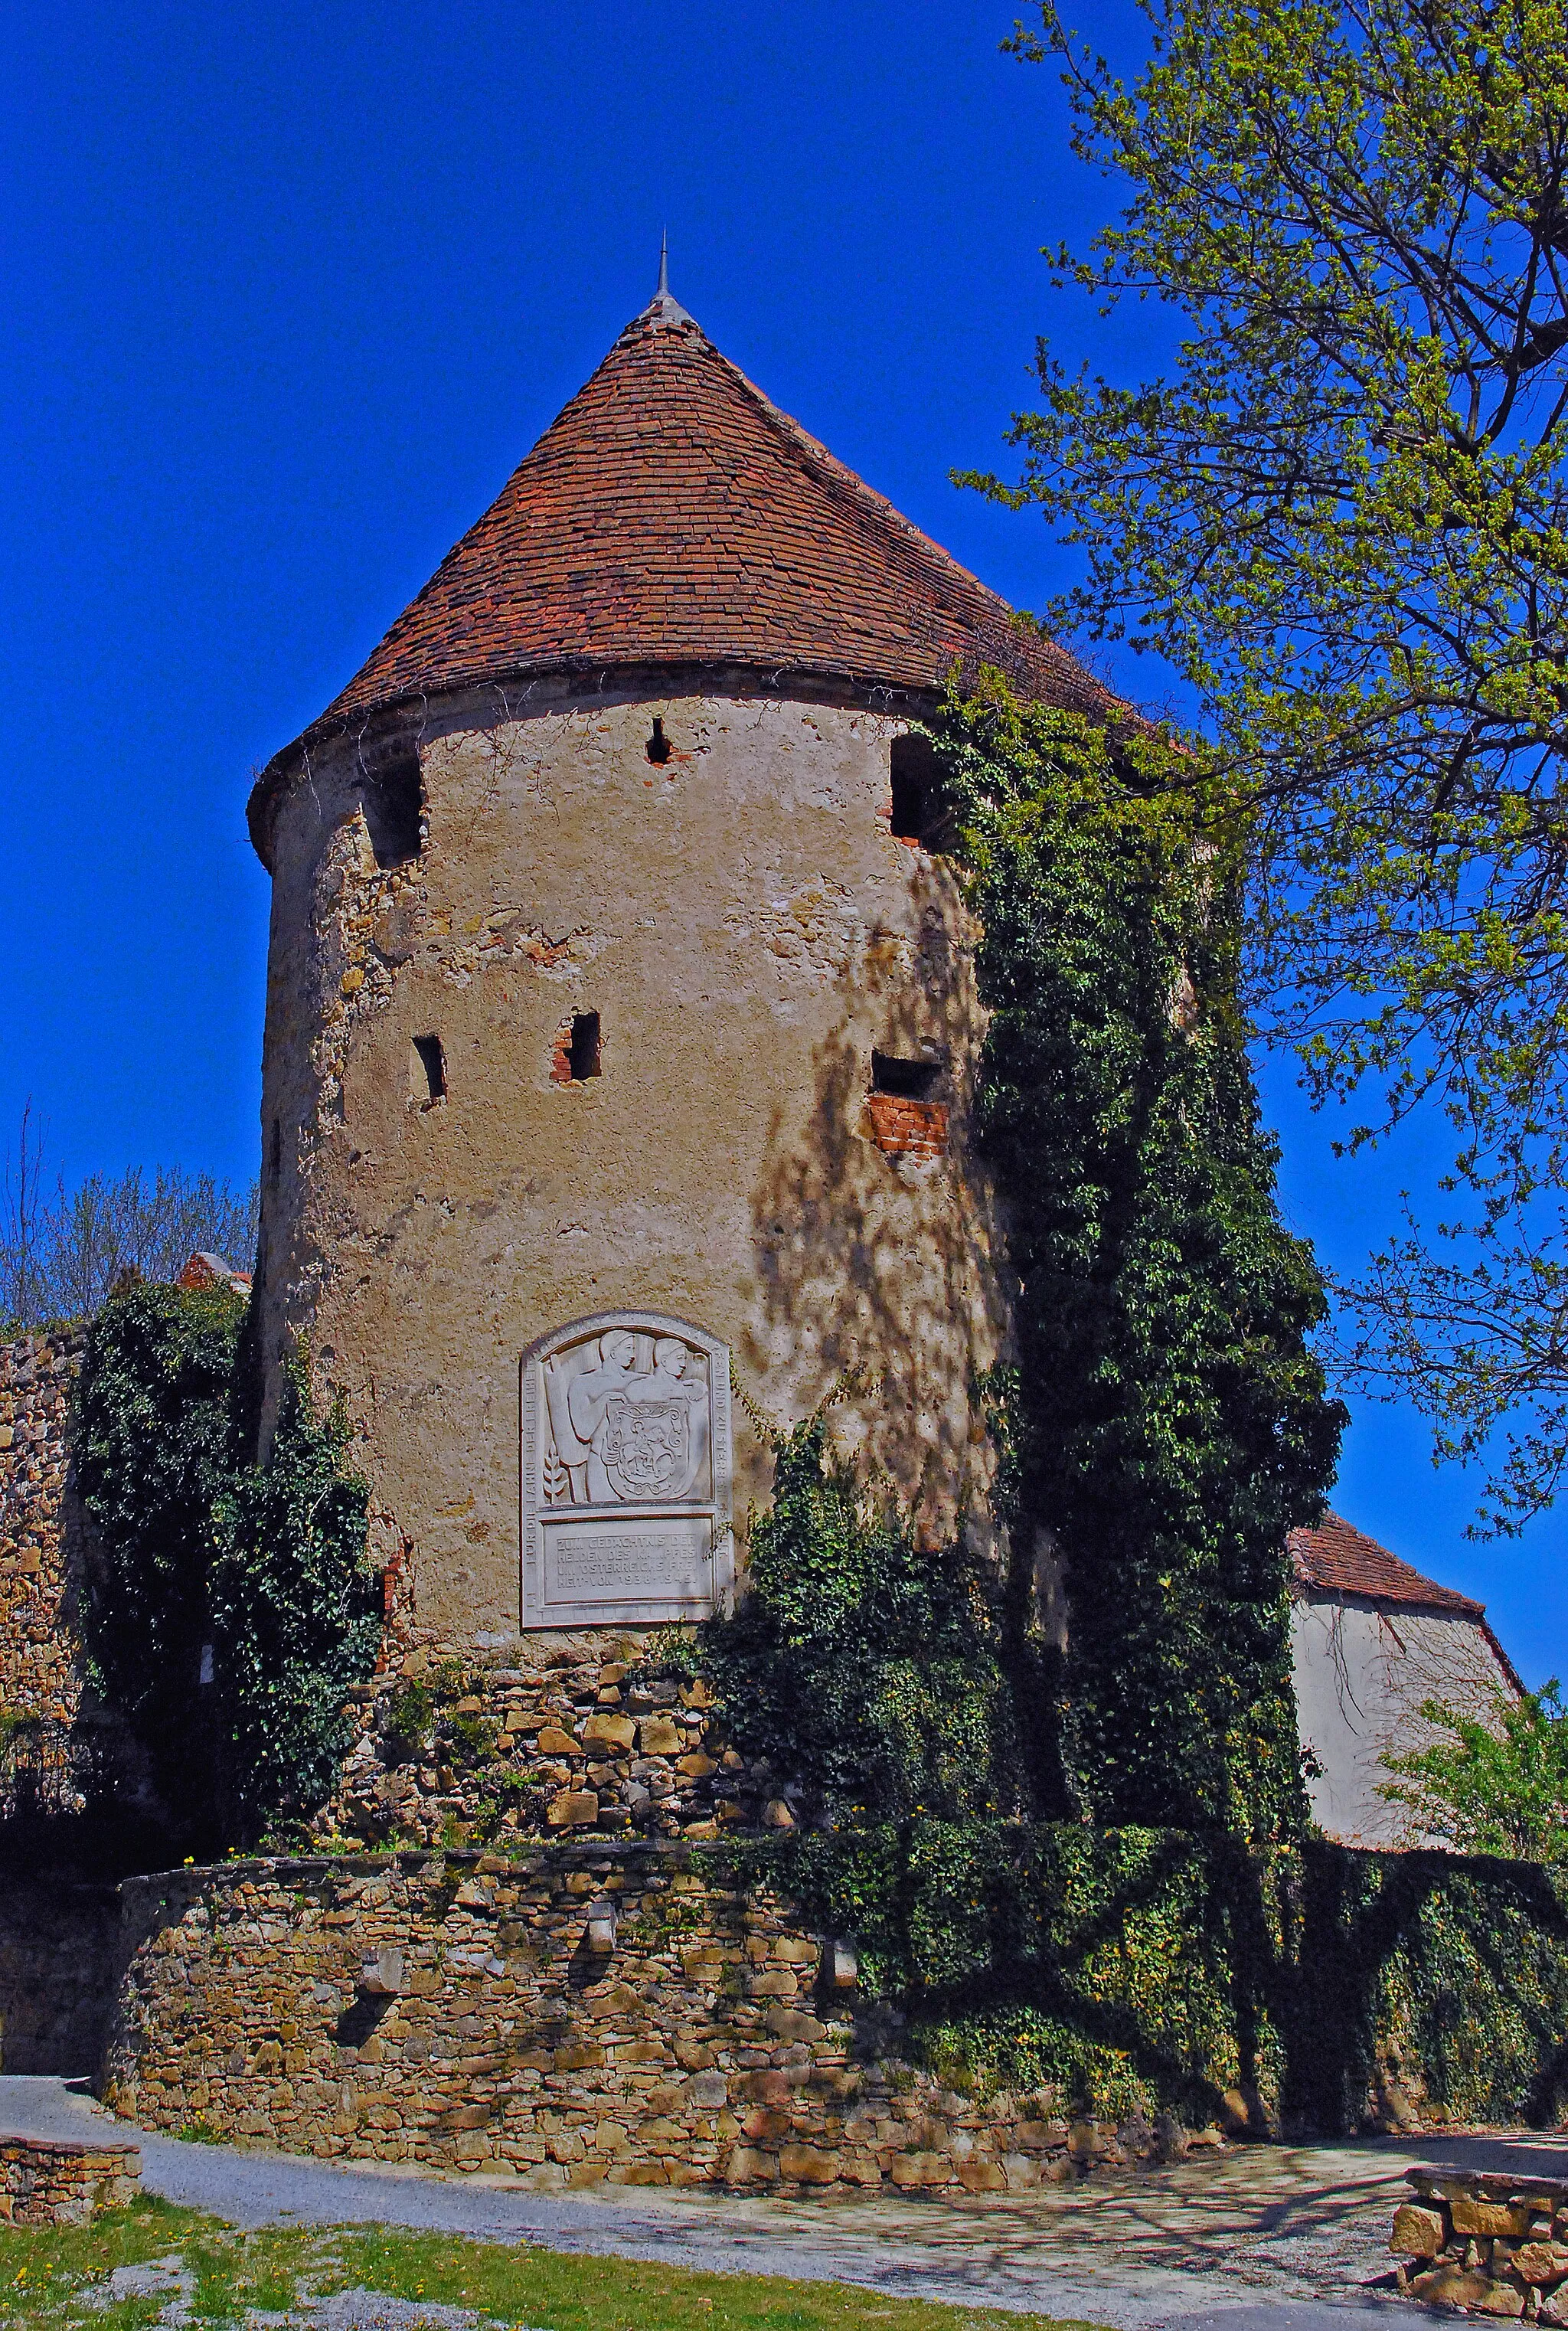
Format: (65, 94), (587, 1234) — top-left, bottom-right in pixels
(5, 0), (1563, 1676)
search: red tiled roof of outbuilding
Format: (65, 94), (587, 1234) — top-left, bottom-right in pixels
(256, 286), (1116, 812)
(1289, 1511), (1485, 1617)
(1289, 1510), (1524, 1695)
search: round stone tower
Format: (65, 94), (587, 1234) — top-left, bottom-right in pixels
(247, 268), (1109, 1649)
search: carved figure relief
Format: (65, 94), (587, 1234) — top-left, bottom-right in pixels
(521, 1313), (733, 1629)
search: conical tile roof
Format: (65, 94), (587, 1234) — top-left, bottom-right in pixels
(257, 287), (1114, 813)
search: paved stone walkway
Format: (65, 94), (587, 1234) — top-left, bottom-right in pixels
(9, 2078), (1568, 2330)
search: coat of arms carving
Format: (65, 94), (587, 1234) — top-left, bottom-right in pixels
(520, 1313), (733, 1629)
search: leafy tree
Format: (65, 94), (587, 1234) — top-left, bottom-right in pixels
(975, 0), (1568, 1530)
(1380, 1682), (1568, 1861)
(46, 1166), (258, 1320)
(0, 1101), (258, 1330)
(933, 682), (1344, 1838)
(0, 1101), (49, 1330)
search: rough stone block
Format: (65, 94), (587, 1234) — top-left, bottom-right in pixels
(724, 2145), (776, 2182)
(779, 2144), (840, 2184)
(1511, 2241), (1568, 2286)
(546, 1790), (599, 1829)
(583, 1713), (636, 1752)
(766, 2006), (825, 2043)
(1455, 2199), (1537, 2239)
(1391, 2202), (1448, 2258)
(889, 2152), (955, 2188)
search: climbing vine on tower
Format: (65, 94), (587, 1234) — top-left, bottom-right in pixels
(932, 677), (1344, 1839)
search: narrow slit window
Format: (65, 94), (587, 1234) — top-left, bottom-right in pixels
(412, 1034), (446, 1104)
(888, 733), (952, 851)
(364, 749), (424, 868)
(872, 1050), (945, 1101)
(268, 1117), (282, 1183)
(646, 718), (671, 766)
(568, 1011), (601, 1080)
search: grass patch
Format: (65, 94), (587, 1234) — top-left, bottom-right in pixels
(0, 2197), (1108, 2331)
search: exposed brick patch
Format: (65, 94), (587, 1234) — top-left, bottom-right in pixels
(867, 1095), (949, 1161)
(550, 1023), (575, 1084)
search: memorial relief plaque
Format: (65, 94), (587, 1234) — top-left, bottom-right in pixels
(519, 1313), (734, 1628)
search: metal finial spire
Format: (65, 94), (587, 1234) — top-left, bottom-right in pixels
(657, 229), (669, 298)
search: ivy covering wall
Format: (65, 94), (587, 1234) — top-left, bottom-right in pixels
(937, 679), (1344, 1836)
(724, 1823), (1568, 2131)
(74, 1281), (377, 1845)
(678, 680), (1369, 2119)
(696, 682), (1341, 1862)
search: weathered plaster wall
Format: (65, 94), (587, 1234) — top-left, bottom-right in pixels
(102, 1842), (1194, 2190)
(1291, 1594), (1515, 1848)
(255, 680), (1012, 1645)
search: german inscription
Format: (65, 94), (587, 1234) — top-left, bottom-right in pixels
(521, 1314), (733, 1628)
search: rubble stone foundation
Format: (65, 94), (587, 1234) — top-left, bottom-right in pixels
(102, 1841), (1205, 2192)
(1393, 2169), (1568, 2316)
(0, 2134), (139, 2224)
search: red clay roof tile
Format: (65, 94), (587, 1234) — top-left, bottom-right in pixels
(273, 290), (1114, 772)
(1289, 1511), (1485, 1619)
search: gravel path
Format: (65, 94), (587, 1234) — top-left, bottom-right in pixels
(10, 2077), (1563, 2331)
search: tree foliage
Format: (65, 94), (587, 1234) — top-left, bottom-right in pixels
(0, 1103), (258, 1331)
(976, 0), (1568, 1528)
(933, 682), (1344, 1838)
(1380, 1681), (1568, 1859)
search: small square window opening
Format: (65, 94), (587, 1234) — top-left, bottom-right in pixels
(412, 1034), (446, 1105)
(568, 1011), (601, 1080)
(871, 1049), (946, 1101)
(888, 733), (953, 852)
(364, 748), (424, 868)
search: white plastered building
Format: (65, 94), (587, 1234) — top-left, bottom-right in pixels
(1289, 1512), (1523, 1848)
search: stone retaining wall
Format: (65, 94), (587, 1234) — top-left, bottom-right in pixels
(1393, 2169), (1568, 2316)
(102, 1841), (1211, 2192)
(0, 2134), (139, 2224)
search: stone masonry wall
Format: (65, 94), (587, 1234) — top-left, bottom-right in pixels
(0, 2135), (139, 2225)
(102, 1842), (1202, 2192)
(318, 1637), (794, 1855)
(1391, 2168), (1568, 2317)
(0, 1330), (85, 1729)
